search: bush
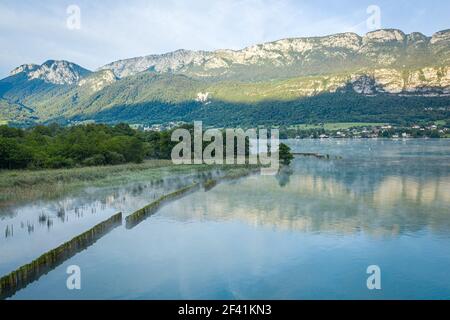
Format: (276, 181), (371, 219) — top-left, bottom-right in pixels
(0, 124), (152, 169)
(82, 154), (106, 166)
(46, 156), (75, 169)
(104, 151), (126, 165)
(279, 143), (294, 165)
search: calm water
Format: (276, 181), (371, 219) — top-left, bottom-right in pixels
(3, 139), (450, 299)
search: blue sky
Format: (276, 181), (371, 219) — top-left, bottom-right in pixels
(0, 0), (449, 77)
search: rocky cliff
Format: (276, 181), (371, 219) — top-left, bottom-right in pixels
(99, 29), (450, 81)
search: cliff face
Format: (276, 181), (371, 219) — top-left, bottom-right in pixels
(99, 50), (211, 78)
(205, 66), (450, 102)
(9, 60), (91, 85)
(99, 29), (450, 81)
(350, 67), (450, 95)
(78, 70), (117, 93)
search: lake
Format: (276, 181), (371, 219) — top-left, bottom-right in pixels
(2, 139), (450, 299)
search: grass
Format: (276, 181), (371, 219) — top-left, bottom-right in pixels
(0, 160), (261, 207)
(0, 160), (214, 206)
(1, 160), (172, 187)
(288, 122), (387, 131)
(435, 120), (447, 126)
(203, 179), (218, 191)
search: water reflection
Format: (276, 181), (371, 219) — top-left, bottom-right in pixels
(160, 140), (450, 238)
(0, 169), (223, 276)
(161, 172), (449, 237)
(275, 166), (294, 188)
(5, 139), (450, 300)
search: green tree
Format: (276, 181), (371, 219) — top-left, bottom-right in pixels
(279, 143), (294, 165)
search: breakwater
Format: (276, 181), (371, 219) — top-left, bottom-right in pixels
(0, 212), (122, 300)
(125, 183), (200, 229)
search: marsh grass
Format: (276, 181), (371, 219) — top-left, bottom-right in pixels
(0, 160), (259, 207)
(0, 160), (213, 206)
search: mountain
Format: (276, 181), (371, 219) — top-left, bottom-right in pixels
(99, 29), (450, 81)
(99, 49), (211, 78)
(1, 29), (449, 127)
(10, 60), (91, 85)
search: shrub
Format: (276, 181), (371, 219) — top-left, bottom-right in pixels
(46, 156), (75, 169)
(104, 151), (126, 165)
(82, 154), (106, 166)
(279, 143), (294, 165)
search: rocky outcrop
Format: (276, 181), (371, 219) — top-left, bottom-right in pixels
(99, 29), (450, 80)
(363, 29), (406, 44)
(9, 60), (91, 85)
(99, 49), (211, 78)
(10, 64), (39, 76)
(330, 67), (450, 96)
(217, 66), (450, 101)
(431, 29), (450, 45)
(404, 67), (450, 93)
(78, 70), (117, 92)
(1, 29), (449, 125)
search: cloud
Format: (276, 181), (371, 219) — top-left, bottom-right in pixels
(0, 0), (449, 78)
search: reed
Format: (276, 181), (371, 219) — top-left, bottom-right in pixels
(222, 167), (260, 180)
(0, 212), (122, 300)
(0, 160), (213, 206)
(203, 179), (218, 191)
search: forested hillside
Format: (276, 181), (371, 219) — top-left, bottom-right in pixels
(0, 29), (449, 127)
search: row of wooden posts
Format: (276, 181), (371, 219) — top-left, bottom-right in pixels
(0, 170), (253, 299)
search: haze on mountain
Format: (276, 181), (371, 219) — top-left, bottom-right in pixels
(0, 29), (449, 127)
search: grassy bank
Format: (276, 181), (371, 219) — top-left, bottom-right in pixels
(0, 160), (215, 206)
(0, 160), (261, 207)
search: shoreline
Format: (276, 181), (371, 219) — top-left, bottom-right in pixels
(0, 160), (212, 207)
(0, 160), (259, 208)
(286, 137), (450, 140)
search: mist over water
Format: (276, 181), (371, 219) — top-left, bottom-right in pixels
(3, 139), (450, 299)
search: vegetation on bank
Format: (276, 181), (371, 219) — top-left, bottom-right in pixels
(0, 122), (293, 170)
(0, 160), (267, 206)
(0, 123), (160, 170)
(0, 160), (214, 205)
(0, 122), (214, 170)
(0, 164), (261, 296)
(0, 122), (295, 205)
(279, 143), (294, 165)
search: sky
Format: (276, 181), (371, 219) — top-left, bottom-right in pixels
(0, 0), (449, 77)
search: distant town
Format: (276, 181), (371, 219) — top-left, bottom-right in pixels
(127, 121), (450, 139)
(63, 120), (450, 139)
(283, 123), (449, 139)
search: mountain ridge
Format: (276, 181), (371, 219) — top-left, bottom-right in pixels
(98, 29), (450, 80)
(1, 28), (449, 126)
